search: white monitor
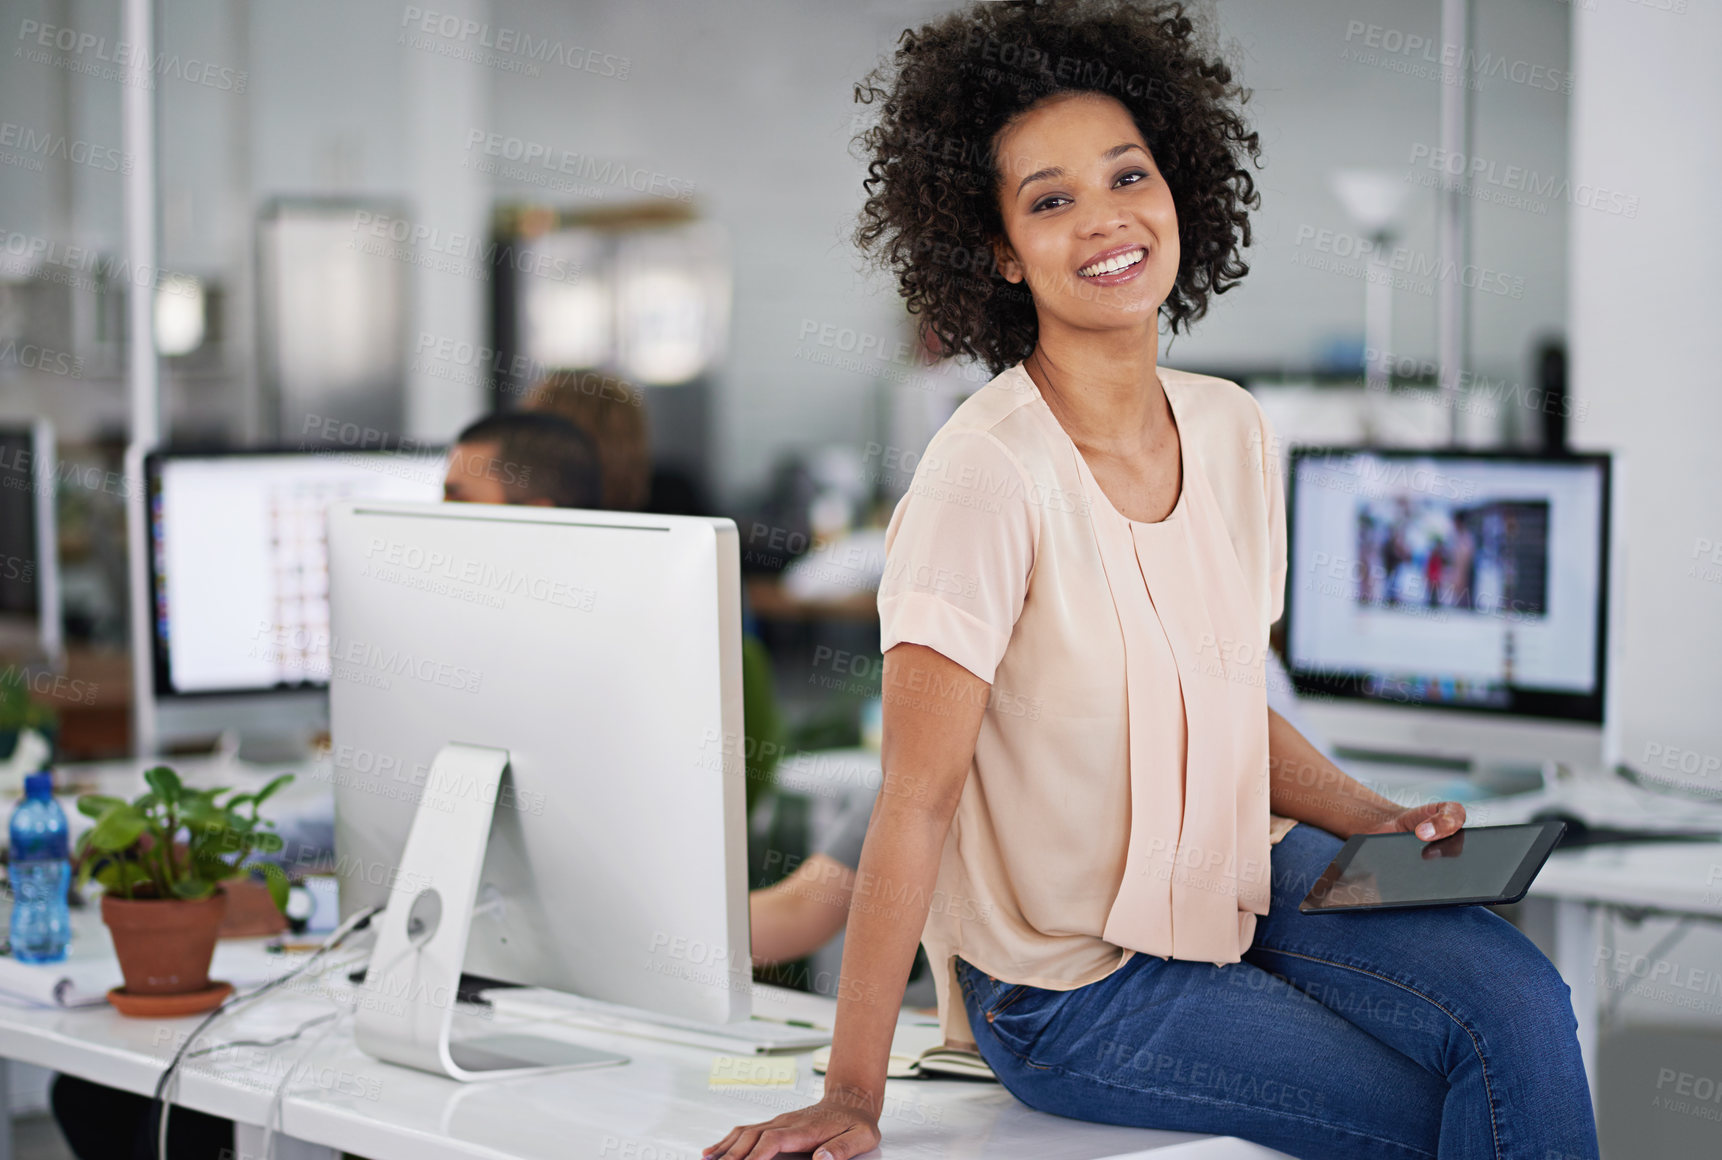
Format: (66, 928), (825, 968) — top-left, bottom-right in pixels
(1284, 448), (1611, 771)
(141, 449), (444, 752)
(0, 421), (60, 668)
(325, 500), (749, 1044)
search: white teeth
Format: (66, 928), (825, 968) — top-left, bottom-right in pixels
(1079, 248), (1145, 277)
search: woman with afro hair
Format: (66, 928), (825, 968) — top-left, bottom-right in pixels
(709, 3), (1597, 1158)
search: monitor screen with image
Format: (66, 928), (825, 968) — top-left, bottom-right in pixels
(1285, 449), (1610, 725)
(147, 448), (445, 699)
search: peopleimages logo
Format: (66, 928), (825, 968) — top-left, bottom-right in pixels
(1340, 21), (1572, 94)
(398, 7), (630, 80)
(464, 132), (695, 202)
(16, 19), (249, 92)
(0, 121), (130, 173)
(1406, 144), (1639, 219)
(251, 621), (484, 694)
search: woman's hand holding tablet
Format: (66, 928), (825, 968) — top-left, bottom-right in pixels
(1362, 799), (1469, 844)
(1300, 819), (1569, 914)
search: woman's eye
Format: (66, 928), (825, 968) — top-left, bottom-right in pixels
(1030, 171), (1150, 212)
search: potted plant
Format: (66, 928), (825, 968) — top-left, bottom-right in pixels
(76, 766), (292, 1014)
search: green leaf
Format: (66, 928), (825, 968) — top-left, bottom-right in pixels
(87, 806), (148, 851)
(143, 766), (183, 805)
(93, 860), (152, 896)
(179, 797), (225, 832)
(253, 773), (294, 806)
(257, 863), (291, 913)
(77, 794), (127, 819)
(170, 876), (215, 900)
(190, 853), (240, 884)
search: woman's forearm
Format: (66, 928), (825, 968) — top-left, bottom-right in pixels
(1266, 708), (1400, 838)
(820, 643), (987, 1116)
(819, 788), (958, 1114)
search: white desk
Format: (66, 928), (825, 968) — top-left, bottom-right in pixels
(1522, 843), (1722, 1099)
(15, 756), (1718, 1156)
(3, 754), (1297, 1158)
(0, 946), (1291, 1160)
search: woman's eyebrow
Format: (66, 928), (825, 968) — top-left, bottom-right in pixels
(1014, 142), (1148, 197)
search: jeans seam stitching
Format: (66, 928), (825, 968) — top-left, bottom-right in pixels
(981, 1026), (1436, 1159)
(1259, 946), (1504, 1160)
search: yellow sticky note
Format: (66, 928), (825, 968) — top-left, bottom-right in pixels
(709, 1055), (798, 1087)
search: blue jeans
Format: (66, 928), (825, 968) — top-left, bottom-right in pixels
(956, 822), (1598, 1160)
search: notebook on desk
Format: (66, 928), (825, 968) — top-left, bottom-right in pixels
(809, 1019), (996, 1081)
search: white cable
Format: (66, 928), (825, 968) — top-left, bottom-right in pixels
(154, 905), (382, 1160)
(185, 1009), (342, 1060)
(260, 1007), (352, 1160)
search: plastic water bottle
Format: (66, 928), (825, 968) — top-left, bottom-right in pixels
(8, 770), (71, 963)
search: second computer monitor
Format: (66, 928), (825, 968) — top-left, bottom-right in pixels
(1285, 448), (1610, 767)
(143, 448), (444, 749)
(326, 500), (750, 1025)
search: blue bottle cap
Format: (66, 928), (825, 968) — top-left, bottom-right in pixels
(23, 770), (54, 798)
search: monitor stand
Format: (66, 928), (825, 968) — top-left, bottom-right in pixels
(353, 742), (628, 1081)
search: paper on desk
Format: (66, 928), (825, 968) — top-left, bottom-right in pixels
(0, 954), (121, 1008)
(710, 1055), (798, 1087)
(0, 932), (298, 1010)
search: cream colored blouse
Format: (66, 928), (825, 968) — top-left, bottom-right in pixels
(877, 362), (1298, 1050)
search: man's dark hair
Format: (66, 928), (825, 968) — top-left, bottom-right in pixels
(454, 411), (604, 509)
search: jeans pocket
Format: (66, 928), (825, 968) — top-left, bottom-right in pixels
(988, 984), (1031, 1019)
(957, 961), (1036, 1024)
(982, 983), (1066, 1059)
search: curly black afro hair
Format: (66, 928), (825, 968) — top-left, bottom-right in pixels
(852, 0), (1261, 374)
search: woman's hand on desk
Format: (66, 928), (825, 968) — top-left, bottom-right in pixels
(1366, 800), (1468, 854)
(703, 1092), (880, 1160)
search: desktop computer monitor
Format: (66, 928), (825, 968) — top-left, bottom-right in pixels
(142, 448), (444, 752)
(325, 500), (749, 1030)
(0, 421), (61, 668)
(1284, 448), (1611, 771)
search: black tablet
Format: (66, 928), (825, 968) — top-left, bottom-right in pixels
(1298, 821), (1567, 915)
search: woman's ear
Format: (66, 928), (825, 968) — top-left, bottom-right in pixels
(992, 236), (1024, 284)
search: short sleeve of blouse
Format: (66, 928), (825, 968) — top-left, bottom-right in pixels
(1258, 405), (1288, 626)
(877, 429), (1040, 685)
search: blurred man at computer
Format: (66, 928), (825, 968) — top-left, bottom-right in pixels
(441, 411), (604, 508)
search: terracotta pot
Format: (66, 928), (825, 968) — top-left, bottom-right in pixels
(100, 890), (227, 995)
(218, 877), (289, 939)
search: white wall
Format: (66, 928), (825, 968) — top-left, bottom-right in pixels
(1, 0), (1573, 499)
(1182, 0), (1570, 390)
(1569, 0), (1722, 783)
(483, 0), (1573, 503)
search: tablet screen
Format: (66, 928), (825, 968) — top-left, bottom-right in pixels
(1301, 824), (1552, 912)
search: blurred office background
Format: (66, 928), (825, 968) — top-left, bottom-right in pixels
(0, 1), (1718, 1155)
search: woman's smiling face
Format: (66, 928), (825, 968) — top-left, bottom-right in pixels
(991, 91), (1180, 335)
